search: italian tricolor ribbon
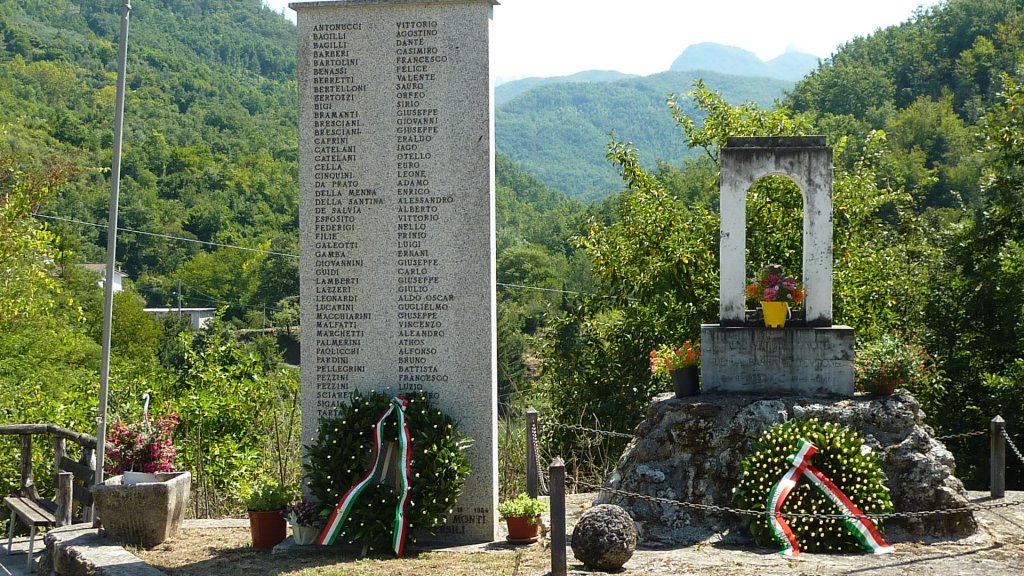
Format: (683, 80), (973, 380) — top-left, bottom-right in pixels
(766, 438), (893, 557)
(317, 396), (414, 556)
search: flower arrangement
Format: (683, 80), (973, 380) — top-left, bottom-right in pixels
(745, 264), (804, 304)
(649, 340), (700, 378)
(304, 390), (472, 552)
(104, 412), (179, 475)
(287, 498), (327, 528)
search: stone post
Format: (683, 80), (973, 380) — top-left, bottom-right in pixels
(991, 415), (1005, 498)
(549, 457), (567, 576)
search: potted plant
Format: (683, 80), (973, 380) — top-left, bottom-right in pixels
(746, 263), (804, 328)
(287, 498), (326, 545)
(244, 481), (294, 549)
(498, 493), (547, 543)
(855, 335), (931, 396)
(93, 408), (191, 548)
(650, 340), (701, 397)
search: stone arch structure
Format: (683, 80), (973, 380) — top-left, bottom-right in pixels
(719, 136), (833, 327)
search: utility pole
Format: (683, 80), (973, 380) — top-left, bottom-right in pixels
(94, 0), (132, 507)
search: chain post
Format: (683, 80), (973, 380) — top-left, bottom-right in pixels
(526, 408), (539, 498)
(549, 456), (567, 576)
(992, 415), (1006, 498)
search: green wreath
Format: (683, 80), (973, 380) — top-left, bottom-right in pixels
(732, 418), (894, 552)
(303, 389), (472, 553)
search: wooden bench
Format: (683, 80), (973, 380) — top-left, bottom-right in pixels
(0, 426), (97, 572)
(4, 493), (59, 570)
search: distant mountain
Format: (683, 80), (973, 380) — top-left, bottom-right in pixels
(496, 70), (638, 106)
(670, 42), (818, 81)
(495, 70), (793, 202)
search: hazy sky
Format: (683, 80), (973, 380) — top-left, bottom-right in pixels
(266, 1), (941, 82)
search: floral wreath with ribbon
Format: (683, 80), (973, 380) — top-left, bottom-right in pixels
(733, 418), (895, 555)
(303, 389), (472, 555)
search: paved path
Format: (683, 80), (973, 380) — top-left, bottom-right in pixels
(1, 535), (34, 576)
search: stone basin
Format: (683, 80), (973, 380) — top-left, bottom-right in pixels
(91, 471), (191, 548)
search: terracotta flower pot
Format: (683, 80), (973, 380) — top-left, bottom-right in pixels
(248, 509), (287, 549)
(505, 515), (540, 543)
(870, 378), (897, 396)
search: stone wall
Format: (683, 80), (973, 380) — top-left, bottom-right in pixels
(597, 390), (977, 546)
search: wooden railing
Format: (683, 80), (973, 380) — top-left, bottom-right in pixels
(0, 424), (97, 500)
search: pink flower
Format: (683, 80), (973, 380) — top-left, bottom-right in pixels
(104, 413), (179, 475)
(763, 286), (779, 301)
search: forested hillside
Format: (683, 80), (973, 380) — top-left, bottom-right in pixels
(0, 0), (300, 318)
(495, 70), (638, 106)
(496, 70), (793, 201)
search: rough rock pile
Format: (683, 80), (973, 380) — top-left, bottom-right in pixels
(596, 390), (976, 546)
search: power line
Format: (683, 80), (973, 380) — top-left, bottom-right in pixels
(497, 282), (585, 296)
(36, 212), (618, 301)
(497, 282), (639, 302)
(33, 213), (300, 259)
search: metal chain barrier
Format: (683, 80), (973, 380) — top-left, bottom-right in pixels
(572, 479), (1024, 521)
(934, 430), (987, 442)
(543, 414), (1024, 520)
(547, 420), (991, 445)
(1003, 428), (1024, 465)
(529, 416), (548, 493)
(543, 420), (635, 440)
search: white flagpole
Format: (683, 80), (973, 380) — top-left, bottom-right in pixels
(94, 0), (132, 509)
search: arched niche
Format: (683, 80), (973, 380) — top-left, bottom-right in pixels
(719, 136), (833, 327)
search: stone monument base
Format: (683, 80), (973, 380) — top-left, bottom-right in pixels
(700, 324), (855, 397)
(597, 390), (976, 546)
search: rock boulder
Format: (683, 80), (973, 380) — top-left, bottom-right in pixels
(596, 390), (976, 546)
(571, 504), (637, 571)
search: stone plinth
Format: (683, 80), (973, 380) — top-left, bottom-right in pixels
(292, 0), (498, 543)
(701, 324), (855, 397)
(597, 391), (976, 547)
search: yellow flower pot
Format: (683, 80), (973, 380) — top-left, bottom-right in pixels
(761, 301), (789, 328)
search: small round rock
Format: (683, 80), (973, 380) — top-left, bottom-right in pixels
(571, 503), (637, 571)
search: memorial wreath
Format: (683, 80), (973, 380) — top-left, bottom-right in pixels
(304, 389), (472, 555)
(732, 418), (894, 555)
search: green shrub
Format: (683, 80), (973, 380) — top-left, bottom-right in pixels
(855, 334), (933, 394)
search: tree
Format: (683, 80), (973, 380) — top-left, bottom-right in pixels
(0, 152), (76, 328)
(920, 75), (1024, 478)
